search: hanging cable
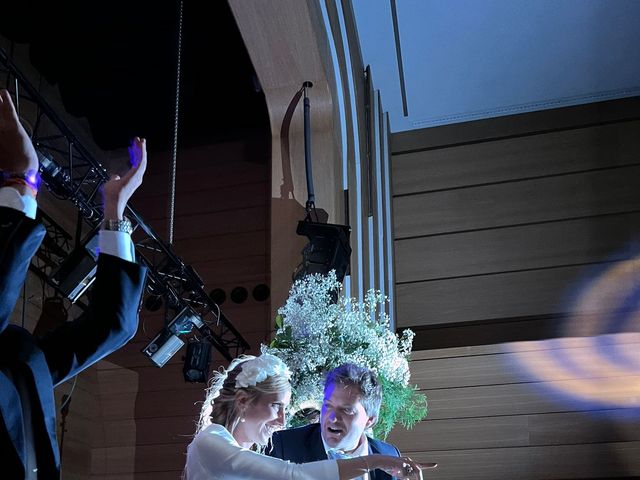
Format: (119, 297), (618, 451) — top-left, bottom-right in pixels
(302, 81), (317, 221)
(168, 0), (184, 245)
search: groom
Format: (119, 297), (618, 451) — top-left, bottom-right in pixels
(269, 363), (401, 480)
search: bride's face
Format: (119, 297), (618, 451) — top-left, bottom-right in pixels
(235, 389), (291, 446)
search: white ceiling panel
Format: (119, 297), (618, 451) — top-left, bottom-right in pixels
(352, 0), (640, 132)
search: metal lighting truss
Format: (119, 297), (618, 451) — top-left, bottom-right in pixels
(1, 48), (249, 361)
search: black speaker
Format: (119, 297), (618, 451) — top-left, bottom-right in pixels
(183, 341), (212, 383)
(294, 220), (351, 283)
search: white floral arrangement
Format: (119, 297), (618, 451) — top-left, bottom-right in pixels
(235, 353), (291, 388)
(262, 271), (427, 438)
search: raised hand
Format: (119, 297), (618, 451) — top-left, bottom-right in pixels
(0, 89), (39, 175)
(102, 137), (147, 221)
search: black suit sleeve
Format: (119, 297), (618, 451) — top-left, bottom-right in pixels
(267, 430), (285, 459)
(0, 207), (46, 330)
(38, 253), (147, 386)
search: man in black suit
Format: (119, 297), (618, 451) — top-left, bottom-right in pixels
(270, 363), (402, 480)
(0, 88), (148, 479)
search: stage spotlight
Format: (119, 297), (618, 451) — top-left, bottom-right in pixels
(294, 220), (351, 283)
(37, 150), (98, 220)
(252, 284), (270, 302)
(230, 286), (248, 304)
(209, 288), (226, 305)
(144, 295), (164, 312)
(142, 307), (204, 367)
(183, 340), (212, 383)
(50, 232), (99, 303)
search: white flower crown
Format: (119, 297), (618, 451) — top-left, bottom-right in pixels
(235, 353), (291, 388)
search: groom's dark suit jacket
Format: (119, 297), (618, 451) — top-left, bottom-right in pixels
(269, 423), (400, 480)
(0, 207), (146, 479)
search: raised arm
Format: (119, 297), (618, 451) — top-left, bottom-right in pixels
(38, 137), (148, 385)
(0, 89), (45, 329)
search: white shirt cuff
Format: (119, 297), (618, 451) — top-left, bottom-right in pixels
(98, 230), (136, 263)
(0, 187), (38, 219)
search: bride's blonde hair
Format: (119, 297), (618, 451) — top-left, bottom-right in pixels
(196, 354), (291, 446)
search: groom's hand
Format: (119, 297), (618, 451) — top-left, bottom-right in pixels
(103, 137), (147, 221)
(0, 89), (39, 195)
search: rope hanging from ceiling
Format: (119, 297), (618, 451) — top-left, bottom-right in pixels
(168, 0), (184, 245)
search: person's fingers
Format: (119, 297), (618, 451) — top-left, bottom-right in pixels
(136, 138), (147, 173)
(396, 456), (428, 480)
(122, 138), (144, 176)
(124, 137), (147, 184)
(0, 89), (19, 121)
(109, 138), (146, 207)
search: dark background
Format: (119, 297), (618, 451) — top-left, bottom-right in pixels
(0, 0), (270, 152)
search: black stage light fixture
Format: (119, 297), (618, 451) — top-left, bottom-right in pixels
(183, 340), (212, 383)
(294, 220), (352, 283)
(37, 150), (100, 220)
(142, 307), (203, 367)
(50, 232), (100, 303)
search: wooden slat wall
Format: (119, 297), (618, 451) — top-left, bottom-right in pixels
(389, 98), (640, 479)
(391, 98), (640, 340)
(388, 335), (640, 480)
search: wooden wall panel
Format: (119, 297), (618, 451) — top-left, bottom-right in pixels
(408, 444), (640, 480)
(396, 212), (640, 283)
(388, 335), (640, 479)
(392, 100), (640, 332)
(142, 205), (266, 242)
(391, 412), (640, 451)
(391, 97), (640, 155)
(395, 166), (640, 238)
(101, 416), (196, 447)
(133, 181), (267, 219)
(392, 120), (640, 196)
(397, 264), (582, 326)
(172, 230), (267, 264)
(422, 381), (639, 420)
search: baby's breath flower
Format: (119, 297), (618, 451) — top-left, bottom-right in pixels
(262, 271), (427, 438)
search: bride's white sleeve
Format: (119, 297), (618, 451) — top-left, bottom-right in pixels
(185, 424), (339, 480)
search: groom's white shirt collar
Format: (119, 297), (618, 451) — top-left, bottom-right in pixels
(322, 433), (370, 479)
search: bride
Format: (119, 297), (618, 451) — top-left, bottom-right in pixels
(185, 353), (430, 479)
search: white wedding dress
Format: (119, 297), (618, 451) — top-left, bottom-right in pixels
(185, 423), (339, 480)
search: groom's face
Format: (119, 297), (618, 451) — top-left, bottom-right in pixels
(321, 382), (375, 452)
